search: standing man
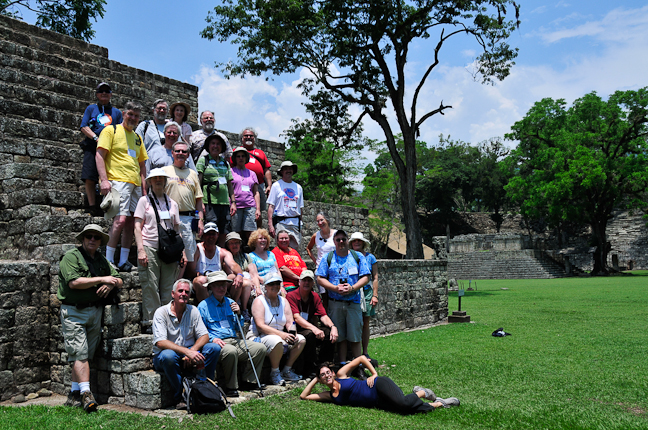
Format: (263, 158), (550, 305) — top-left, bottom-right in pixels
(190, 110), (232, 163)
(79, 82), (123, 217)
(96, 101), (148, 271)
(197, 271), (266, 397)
(136, 99), (168, 152)
(286, 270), (338, 378)
(237, 127), (272, 228)
(316, 230), (370, 372)
(58, 224), (123, 412)
(162, 141), (204, 279)
(145, 121), (196, 174)
(153, 279), (220, 409)
(267, 161), (304, 250)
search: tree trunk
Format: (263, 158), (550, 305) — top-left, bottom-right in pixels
(590, 219), (609, 275)
(400, 131), (424, 259)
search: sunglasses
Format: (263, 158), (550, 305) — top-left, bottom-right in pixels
(85, 234), (102, 241)
(335, 238), (347, 243)
(174, 149), (189, 154)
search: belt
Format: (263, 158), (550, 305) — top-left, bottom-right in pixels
(62, 300), (101, 309)
(328, 297), (356, 303)
(179, 211), (195, 216)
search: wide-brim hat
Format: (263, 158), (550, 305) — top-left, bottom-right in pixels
(299, 270), (315, 281)
(204, 133), (227, 153)
(76, 224), (109, 246)
(145, 167), (169, 181)
(225, 231), (242, 243)
(232, 146), (250, 164)
(349, 232), (371, 246)
(264, 273), (283, 285)
(203, 270), (232, 287)
(100, 188), (121, 220)
(277, 161), (298, 175)
(169, 101), (191, 116)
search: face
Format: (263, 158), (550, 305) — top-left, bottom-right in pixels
(173, 105), (185, 121)
(334, 234), (348, 252)
(172, 282), (191, 305)
(277, 233), (290, 250)
(122, 109), (141, 131)
(234, 152), (248, 167)
(96, 88), (111, 105)
(318, 367), (335, 384)
(82, 231), (102, 253)
(209, 281), (229, 300)
(172, 143), (189, 167)
(148, 176), (166, 190)
(201, 112), (215, 133)
(280, 168), (294, 181)
(228, 239), (242, 254)
(164, 126), (180, 145)
(208, 139), (224, 157)
(153, 103), (168, 121)
(350, 239), (364, 252)
(256, 235), (268, 250)
(202, 231), (218, 246)
(265, 281), (281, 297)
(316, 215), (328, 230)
(299, 277), (314, 292)
(241, 129), (255, 147)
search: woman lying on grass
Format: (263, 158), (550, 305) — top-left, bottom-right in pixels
(300, 356), (460, 415)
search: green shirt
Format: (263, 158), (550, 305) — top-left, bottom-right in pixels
(196, 154), (232, 205)
(57, 247), (120, 303)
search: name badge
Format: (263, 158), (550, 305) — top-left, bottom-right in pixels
(128, 149), (137, 158)
(241, 185), (250, 192)
(98, 113), (110, 125)
(249, 158), (256, 164)
(288, 200), (297, 208)
(300, 312), (309, 321)
(348, 266), (358, 275)
(159, 210), (171, 220)
(218, 177), (227, 185)
(220, 319), (231, 329)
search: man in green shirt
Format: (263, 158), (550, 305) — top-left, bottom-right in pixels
(58, 224), (123, 412)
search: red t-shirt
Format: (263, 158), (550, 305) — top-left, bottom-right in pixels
(272, 246), (306, 290)
(286, 289), (327, 323)
(231, 148), (270, 184)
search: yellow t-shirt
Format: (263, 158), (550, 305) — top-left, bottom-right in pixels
(163, 165), (204, 212)
(97, 125), (148, 186)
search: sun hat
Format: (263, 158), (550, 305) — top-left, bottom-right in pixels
(100, 188), (121, 220)
(264, 273), (283, 285)
(277, 160), (298, 175)
(76, 224), (110, 246)
(169, 101), (191, 117)
(145, 168), (170, 181)
(349, 232), (371, 246)
(225, 232), (242, 243)
(232, 146), (250, 164)
(203, 270), (232, 287)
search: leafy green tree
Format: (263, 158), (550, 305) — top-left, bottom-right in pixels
(1, 0), (106, 42)
(282, 89), (366, 203)
(474, 137), (512, 231)
(202, 0), (520, 258)
(505, 89), (648, 274)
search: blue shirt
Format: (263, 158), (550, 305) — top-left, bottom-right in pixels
(80, 103), (123, 146)
(315, 250), (370, 303)
(197, 295), (243, 341)
(363, 252), (377, 290)
(331, 377), (379, 408)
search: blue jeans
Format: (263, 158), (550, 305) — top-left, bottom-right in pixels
(153, 343), (221, 401)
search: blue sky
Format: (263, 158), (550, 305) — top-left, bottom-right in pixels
(14, 1), (648, 164)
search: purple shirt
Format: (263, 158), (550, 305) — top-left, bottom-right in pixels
(231, 166), (259, 208)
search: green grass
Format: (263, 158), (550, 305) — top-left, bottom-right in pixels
(2, 274), (648, 429)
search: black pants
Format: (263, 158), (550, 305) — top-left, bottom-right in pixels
(375, 377), (434, 415)
(296, 325), (335, 374)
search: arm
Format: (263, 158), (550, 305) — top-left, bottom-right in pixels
(134, 218), (148, 267)
(306, 234), (317, 262)
(350, 275), (370, 294)
(317, 275), (341, 295)
(267, 204), (275, 237)
(155, 338), (206, 365)
(337, 355), (377, 379)
(139, 161), (147, 196)
(253, 183), (261, 220)
(370, 265), (379, 307)
(279, 265), (300, 283)
(247, 262), (263, 296)
(300, 376), (332, 402)
(95, 147), (111, 195)
(319, 315), (338, 343)
(80, 126), (98, 141)
(195, 197), (204, 237)
(228, 179), (237, 216)
(264, 168), (272, 195)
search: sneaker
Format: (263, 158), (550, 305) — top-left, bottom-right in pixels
(65, 390), (81, 407)
(117, 260), (134, 271)
(413, 386), (436, 401)
(437, 397), (460, 408)
(241, 309), (251, 323)
(364, 354), (378, 367)
(81, 391), (98, 413)
(281, 368), (302, 382)
(175, 401), (187, 410)
(270, 369), (285, 386)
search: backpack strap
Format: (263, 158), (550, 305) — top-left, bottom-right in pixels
(207, 378), (236, 418)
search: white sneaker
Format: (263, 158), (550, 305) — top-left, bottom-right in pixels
(281, 368), (302, 382)
(270, 370), (285, 386)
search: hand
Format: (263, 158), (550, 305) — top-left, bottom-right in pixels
(280, 331), (296, 345)
(313, 328), (325, 340)
(185, 349), (205, 367)
(179, 255), (186, 268)
(232, 274), (243, 289)
(255, 285), (264, 297)
(230, 301), (240, 314)
(137, 249), (148, 267)
(213, 338), (226, 347)
(370, 296), (378, 307)
(101, 276), (120, 287)
(100, 179), (111, 196)
(230, 202), (237, 217)
(366, 375), (377, 388)
(329, 326), (339, 343)
(198, 219), (204, 238)
(255, 209), (261, 220)
(337, 283), (351, 295)
(265, 186), (271, 197)
(268, 225), (275, 237)
(96, 283), (113, 298)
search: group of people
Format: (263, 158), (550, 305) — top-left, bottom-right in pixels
(60, 83), (459, 415)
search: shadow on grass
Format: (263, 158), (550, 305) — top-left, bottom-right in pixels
(448, 291), (496, 298)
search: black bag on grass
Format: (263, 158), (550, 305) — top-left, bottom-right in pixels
(182, 377), (235, 417)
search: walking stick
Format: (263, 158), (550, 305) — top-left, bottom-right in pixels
(234, 315), (265, 397)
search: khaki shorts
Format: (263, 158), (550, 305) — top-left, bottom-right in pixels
(231, 206), (257, 232)
(60, 304), (103, 362)
(328, 299), (363, 342)
(178, 215), (197, 262)
(111, 180), (142, 216)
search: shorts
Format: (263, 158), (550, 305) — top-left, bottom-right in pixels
(205, 203), (230, 236)
(178, 215), (197, 262)
(111, 180), (142, 216)
(60, 304), (103, 362)
(276, 223), (301, 250)
(249, 333), (306, 355)
(81, 148), (98, 182)
(231, 207), (257, 232)
(258, 183), (267, 211)
(363, 287), (376, 317)
(328, 299), (363, 342)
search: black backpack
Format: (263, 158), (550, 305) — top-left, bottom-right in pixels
(182, 377), (235, 416)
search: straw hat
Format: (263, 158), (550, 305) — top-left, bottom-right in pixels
(203, 270), (232, 287)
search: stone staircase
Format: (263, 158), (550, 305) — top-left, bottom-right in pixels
(448, 249), (568, 279)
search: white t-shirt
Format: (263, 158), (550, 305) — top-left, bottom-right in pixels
(267, 179), (304, 226)
(196, 243), (222, 275)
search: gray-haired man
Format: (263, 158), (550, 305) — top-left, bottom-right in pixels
(190, 110), (232, 163)
(136, 99), (169, 152)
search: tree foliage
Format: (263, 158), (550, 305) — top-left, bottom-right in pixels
(203, 0), (520, 258)
(505, 89), (648, 274)
(1, 0), (106, 41)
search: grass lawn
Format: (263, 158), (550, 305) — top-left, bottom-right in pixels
(2, 273), (647, 429)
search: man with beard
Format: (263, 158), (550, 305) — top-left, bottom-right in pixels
(190, 110), (232, 163)
(145, 121), (196, 174)
(136, 99), (169, 152)
(96, 101), (148, 271)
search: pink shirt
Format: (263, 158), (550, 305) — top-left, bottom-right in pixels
(231, 166), (259, 208)
(134, 194), (181, 249)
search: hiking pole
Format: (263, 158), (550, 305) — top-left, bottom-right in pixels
(234, 314), (265, 397)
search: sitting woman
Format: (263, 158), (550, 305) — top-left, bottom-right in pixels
(272, 230), (307, 293)
(224, 231), (262, 321)
(248, 228), (285, 296)
(300, 356), (460, 414)
(248, 274), (306, 386)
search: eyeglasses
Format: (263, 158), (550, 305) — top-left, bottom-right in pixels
(155, 107), (168, 112)
(96, 90), (111, 94)
(335, 238), (347, 243)
(85, 234), (102, 241)
(165, 131), (179, 135)
(174, 149), (189, 154)
(319, 370), (333, 377)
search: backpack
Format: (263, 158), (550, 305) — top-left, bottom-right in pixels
(326, 249), (360, 266)
(182, 377), (235, 417)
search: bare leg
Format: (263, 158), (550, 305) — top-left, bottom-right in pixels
(349, 341), (362, 360)
(120, 216), (135, 250)
(107, 215), (127, 249)
(72, 360), (90, 385)
(337, 340), (347, 363)
(285, 336), (306, 367)
(85, 181), (96, 206)
(193, 276), (209, 303)
(268, 343), (283, 368)
(240, 280), (252, 311)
